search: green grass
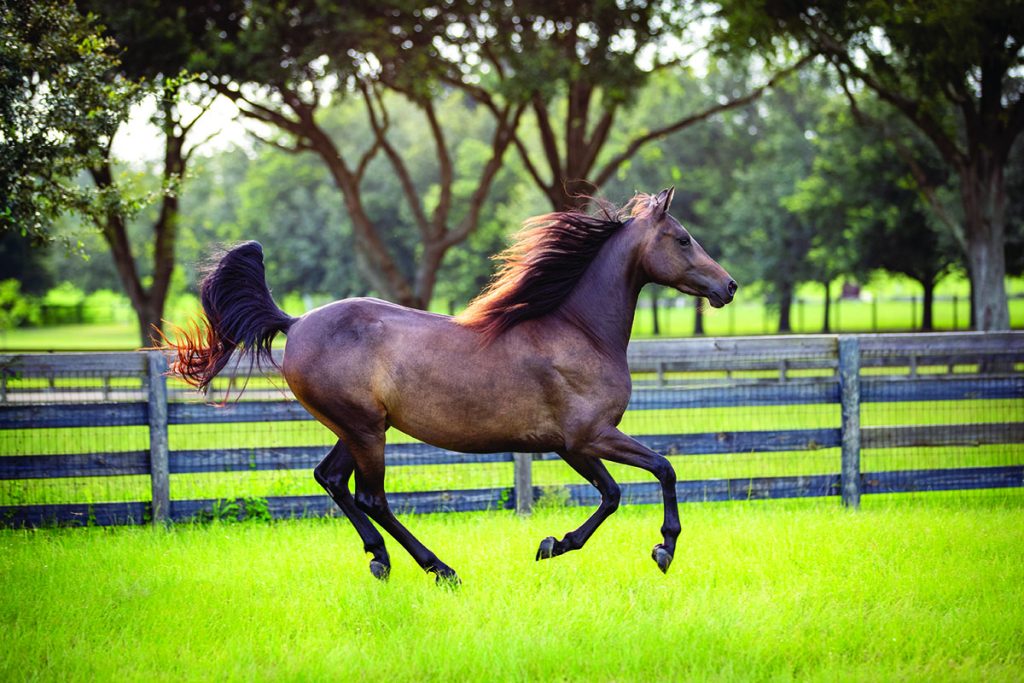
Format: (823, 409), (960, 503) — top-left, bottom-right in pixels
(1, 499), (1022, 681)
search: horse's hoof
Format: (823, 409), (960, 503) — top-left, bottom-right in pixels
(536, 536), (557, 561)
(369, 560), (390, 581)
(652, 544), (673, 574)
(432, 569), (461, 589)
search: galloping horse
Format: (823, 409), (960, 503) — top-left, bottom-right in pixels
(168, 189), (736, 584)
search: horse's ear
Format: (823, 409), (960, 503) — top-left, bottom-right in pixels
(654, 187), (675, 217)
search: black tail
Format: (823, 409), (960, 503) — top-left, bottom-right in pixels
(165, 241), (295, 391)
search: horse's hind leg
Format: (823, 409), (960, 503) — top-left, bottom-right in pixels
(345, 433), (460, 586)
(536, 451), (621, 561)
(314, 440), (391, 580)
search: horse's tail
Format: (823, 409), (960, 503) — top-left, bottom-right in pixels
(164, 241), (296, 392)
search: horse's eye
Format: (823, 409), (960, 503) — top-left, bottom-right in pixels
(677, 237), (691, 248)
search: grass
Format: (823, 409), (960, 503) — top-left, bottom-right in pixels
(1, 498), (1022, 681)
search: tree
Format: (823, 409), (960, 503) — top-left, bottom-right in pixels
(82, 0), (235, 344)
(719, 75), (831, 333)
(0, 0), (135, 243)
(447, 1), (811, 211)
(716, 0), (1024, 330)
(189, 0), (521, 309)
(787, 102), (958, 331)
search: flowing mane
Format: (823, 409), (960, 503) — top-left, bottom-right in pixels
(458, 196), (653, 342)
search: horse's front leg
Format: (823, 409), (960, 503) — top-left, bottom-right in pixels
(589, 427), (680, 573)
(536, 451), (621, 560)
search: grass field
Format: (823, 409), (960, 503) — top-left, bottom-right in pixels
(1, 499), (1022, 681)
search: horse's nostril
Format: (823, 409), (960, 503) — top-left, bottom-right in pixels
(727, 280), (738, 296)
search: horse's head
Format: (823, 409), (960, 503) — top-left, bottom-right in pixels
(633, 188), (737, 308)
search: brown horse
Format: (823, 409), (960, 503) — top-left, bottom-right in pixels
(168, 189), (736, 584)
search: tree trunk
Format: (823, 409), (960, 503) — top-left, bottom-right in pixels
(650, 288), (660, 336)
(960, 156), (1010, 330)
(822, 280), (832, 333)
(920, 277), (935, 332)
(693, 299), (704, 336)
(777, 282), (794, 333)
(136, 298), (165, 347)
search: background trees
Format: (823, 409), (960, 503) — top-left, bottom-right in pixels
(716, 0), (1024, 330)
(3, 1), (1022, 340)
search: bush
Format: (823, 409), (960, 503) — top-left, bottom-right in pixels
(0, 279), (41, 330)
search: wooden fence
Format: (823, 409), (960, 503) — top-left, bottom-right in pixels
(1, 332), (1022, 527)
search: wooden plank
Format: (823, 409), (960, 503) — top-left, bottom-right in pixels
(514, 453), (534, 515)
(858, 332), (1024, 358)
(147, 352), (170, 524)
(168, 487), (514, 521)
(861, 376), (1024, 403)
(0, 502), (149, 527)
(861, 465), (1024, 494)
(0, 352), (148, 376)
(633, 429), (841, 456)
(629, 381), (839, 409)
(0, 402), (147, 429)
(859, 354), (1024, 368)
(169, 444), (515, 474)
(628, 335), (837, 364)
(170, 446), (324, 473)
(0, 452), (150, 479)
(862, 423), (1024, 449)
(168, 428), (838, 476)
(839, 336), (861, 509)
(167, 400), (313, 424)
(556, 473), (842, 507)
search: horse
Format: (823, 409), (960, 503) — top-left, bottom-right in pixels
(166, 188), (736, 584)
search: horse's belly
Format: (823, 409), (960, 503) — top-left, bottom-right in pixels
(385, 383), (565, 454)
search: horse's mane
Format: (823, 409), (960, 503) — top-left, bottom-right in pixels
(457, 194), (655, 343)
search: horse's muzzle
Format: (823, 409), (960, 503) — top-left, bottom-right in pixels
(707, 279), (738, 308)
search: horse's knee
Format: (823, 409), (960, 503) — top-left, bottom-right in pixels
(651, 457), (676, 487)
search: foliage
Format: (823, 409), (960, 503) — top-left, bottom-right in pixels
(0, 280), (41, 331)
(714, 0), (1024, 329)
(0, 0), (138, 243)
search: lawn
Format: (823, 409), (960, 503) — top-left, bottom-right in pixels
(1, 499), (1022, 681)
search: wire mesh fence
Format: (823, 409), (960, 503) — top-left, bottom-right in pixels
(1, 332), (1021, 526)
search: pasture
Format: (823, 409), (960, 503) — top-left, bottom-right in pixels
(2, 498), (1023, 682)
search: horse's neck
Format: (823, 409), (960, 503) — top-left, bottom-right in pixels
(558, 226), (646, 356)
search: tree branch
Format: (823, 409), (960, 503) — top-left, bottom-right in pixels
(531, 94), (563, 180)
(424, 98), (453, 237)
(358, 80), (431, 237)
(594, 54), (814, 188)
(836, 71), (966, 249)
(442, 102), (526, 249)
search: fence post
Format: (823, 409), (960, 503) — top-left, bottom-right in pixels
(147, 351), (170, 524)
(838, 336), (861, 509)
(513, 452), (533, 515)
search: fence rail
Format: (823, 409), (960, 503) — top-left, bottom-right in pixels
(1, 332), (1022, 527)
